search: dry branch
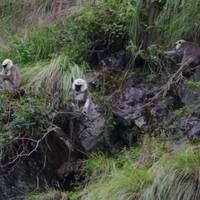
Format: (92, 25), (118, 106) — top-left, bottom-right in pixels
(154, 58), (197, 99)
(2, 125), (58, 168)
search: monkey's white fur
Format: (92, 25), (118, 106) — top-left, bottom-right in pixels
(72, 78), (88, 92)
(164, 40), (200, 67)
(0, 59), (21, 89)
(71, 78), (90, 114)
(2, 59), (13, 70)
(175, 39), (186, 50)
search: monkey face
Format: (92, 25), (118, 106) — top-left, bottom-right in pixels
(72, 78), (88, 92)
(75, 84), (82, 92)
(2, 59), (13, 70)
(2, 64), (7, 69)
(175, 40), (185, 50)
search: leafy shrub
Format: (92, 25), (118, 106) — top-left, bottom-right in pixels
(11, 95), (54, 135)
(9, 0), (135, 64)
(0, 91), (54, 136)
(10, 26), (61, 63)
(184, 80), (200, 90)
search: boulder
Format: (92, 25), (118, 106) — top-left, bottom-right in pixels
(76, 100), (105, 151)
(111, 75), (159, 129)
(111, 74), (179, 144)
(178, 68), (200, 113)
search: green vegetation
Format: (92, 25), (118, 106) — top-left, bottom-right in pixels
(0, 91), (54, 136)
(143, 145), (200, 200)
(184, 80), (200, 90)
(0, 0), (57, 46)
(0, 0), (200, 200)
(0, 90), (54, 164)
(22, 55), (86, 103)
(5, 0), (134, 65)
(26, 190), (68, 200)
(70, 136), (200, 200)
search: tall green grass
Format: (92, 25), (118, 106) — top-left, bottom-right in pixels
(26, 189), (68, 200)
(74, 137), (200, 200)
(75, 135), (168, 200)
(156, 0), (200, 45)
(142, 145), (200, 200)
(22, 55), (86, 102)
(125, 0), (200, 71)
(6, 0), (134, 64)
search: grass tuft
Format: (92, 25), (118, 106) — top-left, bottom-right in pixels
(23, 55), (85, 99)
(142, 145), (200, 200)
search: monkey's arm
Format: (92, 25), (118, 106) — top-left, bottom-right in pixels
(0, 71), (11, 80)
(82, 98), (90, 114)
(163, 50), (177, 56)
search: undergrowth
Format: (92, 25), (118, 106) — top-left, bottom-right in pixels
(71, 135), (168, 200)
(26, 190), (68, 200)
(21, 55), (87, 104)
(70, 136), (200, 200)
(0, 90), (54, 137)
(0, 1), (200, 200)
(6, 0), (134, 64)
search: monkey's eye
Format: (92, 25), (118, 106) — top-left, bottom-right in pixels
(2, 64), (7, 68)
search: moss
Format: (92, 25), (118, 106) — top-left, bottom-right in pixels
(173, 106), (190, 119)
(184, 80), (200, 90)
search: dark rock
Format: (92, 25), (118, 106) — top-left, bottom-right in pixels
(171, 114), (200, 138)
(111, 74), (180, 144)
(56, 160), (82, 178)
(0, 174), (22, 200)
(99, 50), (126, 71)
(178, 68), (200, 113)
(188, 122), (200, 139)
(111, 75), (159, 128)
(76, 100), (105, 151)
(0, 129), (78, 200)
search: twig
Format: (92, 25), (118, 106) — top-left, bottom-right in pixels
(2, 126), (57, 168)
(153, 58), (194, 99)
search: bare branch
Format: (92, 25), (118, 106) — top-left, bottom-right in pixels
(2, 126), (58, 168)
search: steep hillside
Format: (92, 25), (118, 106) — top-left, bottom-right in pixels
(0, 0), (200, 200)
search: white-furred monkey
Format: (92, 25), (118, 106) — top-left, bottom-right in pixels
(70, 78), (90, 114)
(164, 40), (200, 66)
(0, 59), (21, 89)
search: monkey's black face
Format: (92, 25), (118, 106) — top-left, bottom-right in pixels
(75, 84), (82, 92)
(176, 41), (180, 44)
(2, 64), (7, 69)
(175, 40), (185, 47)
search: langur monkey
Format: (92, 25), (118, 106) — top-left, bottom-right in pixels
(164, 40), (200, 66)
(0, 59), (21, 89)
(70, 78), (90, 114)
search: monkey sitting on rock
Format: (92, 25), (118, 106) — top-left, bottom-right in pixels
(69, 78), (90, 114)
(0, 59), (21, 90)
(164, 40), (200, 67)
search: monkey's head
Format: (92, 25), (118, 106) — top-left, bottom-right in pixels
(72, 78), (88, 92)
(175, 39), (186, 50)
(2, 59), (13, 70)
